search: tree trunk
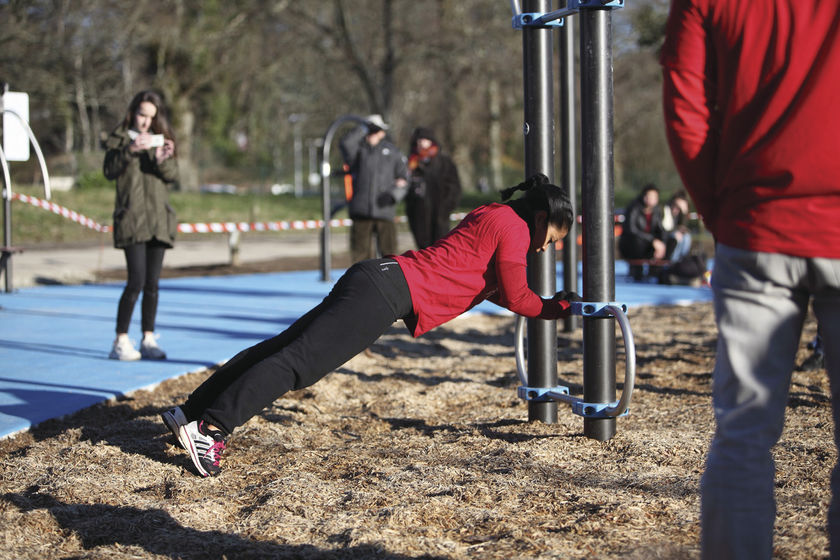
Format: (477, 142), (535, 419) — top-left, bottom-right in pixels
(89, 88), (102, 151)
(488, 78), (503, 191)
(173, 97), (198, 191)
(73, 52), (91, 154)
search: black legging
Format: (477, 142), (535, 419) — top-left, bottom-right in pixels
(116, 240), (167, 334)
(182, 258), (413, 435)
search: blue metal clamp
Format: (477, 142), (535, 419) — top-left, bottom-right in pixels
(512, 12), (566, 29)
(517, 385), (570, 402)
(570, 301), (628, 317)
(572, 399), (630, 419)
(576, 0), (624, 8)
(511, 0), (624, 29)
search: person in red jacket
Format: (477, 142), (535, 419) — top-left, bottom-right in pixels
(161, 174), (576, 477)
(661, 1), (840, 557)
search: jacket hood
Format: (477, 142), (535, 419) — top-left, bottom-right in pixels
(104, 125), (130, 150)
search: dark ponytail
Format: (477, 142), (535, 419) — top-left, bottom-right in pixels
(502, 173), (574, 233)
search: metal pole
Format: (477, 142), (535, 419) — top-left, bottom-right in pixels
(559, 9), (578, 333)
(522, 0), (558, 424)
(1, 147), (11, 293)
(579, 7), (616, 441)
(319, 115), (367, 282)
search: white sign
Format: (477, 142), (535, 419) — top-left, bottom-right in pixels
(3, 91), (30, 161)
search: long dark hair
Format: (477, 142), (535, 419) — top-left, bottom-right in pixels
(501, 173), (574, 234)
(122, 90), (176, 145)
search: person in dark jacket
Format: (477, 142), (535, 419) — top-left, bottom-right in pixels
(339, 115), (408, 263)
(103, 90), (178, 361)
(618, 184), (667, 279)
(406, 127), (462, 249)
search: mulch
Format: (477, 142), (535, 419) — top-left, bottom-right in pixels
(1, 262), (832, 559)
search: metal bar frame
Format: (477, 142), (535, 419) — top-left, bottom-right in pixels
(515, 0), (622, 439)
(579, 7), (617, 441)
(1, 108), (52, 293)
(522, 0), (558, 424)
(559, 11), (579, 333)
(515, 302), (635, 419)
(319, 114), (368, 282)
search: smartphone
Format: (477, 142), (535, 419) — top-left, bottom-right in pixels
(149, 134), (165, 148)
(128, 130), (165, 147)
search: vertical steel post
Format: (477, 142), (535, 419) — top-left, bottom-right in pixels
(579, 7), (616, 441)
(522, 0), (558, 424)
(320, 140), (333, 283)
(2, 182), (11, 293)
(559, 11), (578, 333)
(319, 115), (368, 282)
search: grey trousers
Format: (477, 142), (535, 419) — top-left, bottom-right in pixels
(701, 244), (840, 559)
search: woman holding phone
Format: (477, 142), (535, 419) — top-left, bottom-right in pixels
(103, 90), (178, 361)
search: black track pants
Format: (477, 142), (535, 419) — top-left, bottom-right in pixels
(182, 258), (413, 435)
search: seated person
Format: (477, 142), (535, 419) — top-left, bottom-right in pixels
(662, 190), (693, 262)
(619, 184), (666, 279)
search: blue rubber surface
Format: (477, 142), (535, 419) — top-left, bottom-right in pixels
(0, 262), (712, 439)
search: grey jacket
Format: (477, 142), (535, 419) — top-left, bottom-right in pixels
(103, 126), (179, 249)
(340, 125), (408, 220)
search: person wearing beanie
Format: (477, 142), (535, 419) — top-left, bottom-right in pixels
(406, 127), (462, 249)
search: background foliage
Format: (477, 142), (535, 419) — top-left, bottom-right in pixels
(1, 0), (675, 202)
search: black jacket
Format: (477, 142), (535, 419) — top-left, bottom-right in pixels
(406, 148), (461, 248)
(340, 126), (408, 220)
(619, 196), (665, 259)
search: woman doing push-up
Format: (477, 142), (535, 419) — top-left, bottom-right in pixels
(161, 173), (576, 477)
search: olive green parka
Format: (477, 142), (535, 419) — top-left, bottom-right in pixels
(103, 125), (179, 249)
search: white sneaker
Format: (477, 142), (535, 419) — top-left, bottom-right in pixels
(179, 420), (227, 477)
(140, 334), (167, 360)
(109, 337), (141, 361)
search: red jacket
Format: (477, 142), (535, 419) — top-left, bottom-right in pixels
(395, 203), (569, 337)
(661, 0), (840, 258)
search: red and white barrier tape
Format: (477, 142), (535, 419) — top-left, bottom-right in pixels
(12, 193), (701, 234)
(14, 192), (697, 234)
(10, 192), (462, 234)
(12, 192), (112, 232)
(176, 218), (354, 233)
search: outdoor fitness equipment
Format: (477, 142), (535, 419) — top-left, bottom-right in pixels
(512, 0), (630, 440)
(515, 302), (635, 419)
(1, 89), (52, 293)
(318, 114), (369, 282)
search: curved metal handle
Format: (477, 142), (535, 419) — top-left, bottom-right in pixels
(515, 314), (528, 385)
(601, 304), (635, 417)
(2, 109), (51, 200)
(0, 145), (11, 201)
(514, 303), (636, 418)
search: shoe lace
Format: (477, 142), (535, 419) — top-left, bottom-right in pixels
(208, 440), (226, 466)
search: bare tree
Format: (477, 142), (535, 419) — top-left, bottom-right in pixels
(0, 0), (676, 197)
